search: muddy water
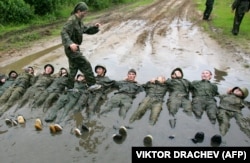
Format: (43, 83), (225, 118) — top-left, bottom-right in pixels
(1, 2), (250, 163)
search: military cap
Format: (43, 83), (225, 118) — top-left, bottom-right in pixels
(128, 68), (136, 75)
(44, 64), (54, 74)
(171, 67), (183, 77)
(95, 64), (107, 75)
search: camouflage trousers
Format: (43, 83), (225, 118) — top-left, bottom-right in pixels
(167, 95), (192, 117)
(100, 93), (133, 119)
(129, 96), (162, 125)
(66, 49), (96, 88)
(86, 92), (105, 118)
(17, 87), (45, 109)
(0, 86), (26, 116)
(217, 109), (247, 137)
(192, 96), (218, 125)
(45, 91), (87, 124)
(32, 91), (61, 112)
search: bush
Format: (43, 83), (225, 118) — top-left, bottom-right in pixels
(24, 0), (59, 16)
(0, 0), (33, 24)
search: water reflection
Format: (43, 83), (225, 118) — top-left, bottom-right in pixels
(0, 44), (62, 74)
(213, 68), (228, 83)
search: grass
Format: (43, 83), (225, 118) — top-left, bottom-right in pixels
(193, 0), (250, 53)
(194, 0), (250, 37)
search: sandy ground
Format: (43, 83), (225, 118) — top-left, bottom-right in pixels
(0, 0), (250, 163)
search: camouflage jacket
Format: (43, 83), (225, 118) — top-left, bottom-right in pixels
(113, 80), (144, 98)
(94, 75), (115, 94)
(142, 80), (168, 100)
(46, 76), (69, 93)
(218, 94), (245, 113)
(166, 78), (191, 97)
(67, 80), (88, 97)
(0, 77), (16, 95)
(12, 72), (34, 89)
(32, 74), (54, 90)
(190, 80), (219, 98)
(61, 14), (99, 48)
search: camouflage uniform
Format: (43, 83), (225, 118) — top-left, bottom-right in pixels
(129, 79), (168, 125)
(85, 65), (115, 118)
(16, 64), (54, 109)
(0, 71), (34, 116)
(44, 74), (89, 123)
(100, 78), (143, 119)
(190, 79), (219, 124)
(31, 71), (69, 111)
(231, 0), (250, 35)
(166, 68), (192, 117)
(0, 70), (18, 97)
(241, 115), (250, 138)
(61, 2), (99, 88)
(217, 87), (249, 136)
(203, 0), (214, 20)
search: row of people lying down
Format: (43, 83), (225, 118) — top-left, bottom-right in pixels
(0, 64), (250, 139)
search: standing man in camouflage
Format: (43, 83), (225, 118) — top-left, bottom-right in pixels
(0, 67), (34, 116)
(231, 0), (250, 35)
(61, 2), (101, 90)
(100, 69), (144, 119)
(190, 70), (219, 125)
(166, 68), (192, 128)
(203, 0), (215, 20)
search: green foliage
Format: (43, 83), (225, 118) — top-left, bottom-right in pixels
(24, 0), (60, 16)
(0, 0), (33, 24)
(0, 0), (137, 25)
(83, 0), (135, 10)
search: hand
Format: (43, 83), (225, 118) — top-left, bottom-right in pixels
(150, 78), (156, 83)
(1, 78), (6, 83)
(70, 43), (79, 52)
(95, 23), (101, 28)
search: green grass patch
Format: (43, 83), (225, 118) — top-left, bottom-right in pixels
(194, 0), (250, 37)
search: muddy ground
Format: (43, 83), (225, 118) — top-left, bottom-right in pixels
(0, 0), (250, 163)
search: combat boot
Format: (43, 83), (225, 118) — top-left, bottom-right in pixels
(49, 124), (56, 133)
(5, 118), (18, 126)
(143, 135), (153, 147)
(54, 124), (63, 132)
(34, 118), (43, 130)
(74, 124), (90, 136)
(112, 126), (127, 144)
(191, 132), (205, 143)
(17, 115), (26, 124)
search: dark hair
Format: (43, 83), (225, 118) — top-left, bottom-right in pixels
(8, 70), (18, 78)
(44, 64), (54, 74)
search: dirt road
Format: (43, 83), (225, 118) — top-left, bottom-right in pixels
(1, 0), (250, 163)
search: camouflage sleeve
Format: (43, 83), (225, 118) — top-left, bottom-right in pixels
(212, 83), (219, 96)
(61, 19), (74, 48)
(83, 26), (99, 35)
